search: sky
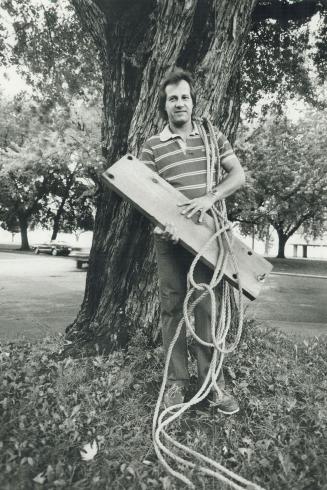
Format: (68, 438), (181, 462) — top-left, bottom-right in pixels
(0, 67), (30, 97)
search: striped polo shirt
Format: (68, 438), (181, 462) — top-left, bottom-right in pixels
(140, 122), (235, 199)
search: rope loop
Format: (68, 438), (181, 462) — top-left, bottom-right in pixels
(152, 119), (264, 489)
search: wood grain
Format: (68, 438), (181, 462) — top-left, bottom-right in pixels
(102, 155), (273, 300)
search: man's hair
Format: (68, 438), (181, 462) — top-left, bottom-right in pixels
(158, 68), (196, 121)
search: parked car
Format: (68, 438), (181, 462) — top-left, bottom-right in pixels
(69, 247), (90, 268)
(32, 241), (73, 256)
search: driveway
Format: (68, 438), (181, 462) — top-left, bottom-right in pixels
(0, 251), (86, 340)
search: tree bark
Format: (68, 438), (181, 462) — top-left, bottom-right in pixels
(18, 215), (30, 251)
(67, 0), (257, 354)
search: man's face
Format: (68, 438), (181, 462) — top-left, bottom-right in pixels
(164, 80), (193, 127)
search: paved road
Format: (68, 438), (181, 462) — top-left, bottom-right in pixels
(0, 251), (86, 341)
(247, 272), (327, 337)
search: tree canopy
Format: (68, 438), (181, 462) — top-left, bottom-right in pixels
(0, 0), (101, 102)
(231, 108), (327, 257)
(2, 0), (327, 118)
(0, 93), (103, 248)
(0, 0), (104, 248)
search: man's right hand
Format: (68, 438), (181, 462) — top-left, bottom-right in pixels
(153, 223), (179, 244)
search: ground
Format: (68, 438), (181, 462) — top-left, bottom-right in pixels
(1, 249), (327, 489)
(247, 258), (327, 337)
(0, 250), (85, 340)
(1, 323), (326, 489)
(0, 249), (326, 340)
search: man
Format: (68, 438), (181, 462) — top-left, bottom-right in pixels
(141, 68), (245, 414)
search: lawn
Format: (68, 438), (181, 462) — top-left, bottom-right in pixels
(0, 323), (326, 490)
(268, 257), (327, 276)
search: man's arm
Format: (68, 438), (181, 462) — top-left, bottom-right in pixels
(210, 153), (245, 202)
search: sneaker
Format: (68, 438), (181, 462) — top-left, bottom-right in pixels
(210, 390), (240, 415)
(163, 384), (185, 408)
(196, 390), (239, 415)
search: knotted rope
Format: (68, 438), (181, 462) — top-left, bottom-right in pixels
(152, 118), (265, 490)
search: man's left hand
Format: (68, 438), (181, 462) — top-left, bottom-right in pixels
(178, 194), (217, 223)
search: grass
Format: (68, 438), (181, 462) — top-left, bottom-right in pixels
(1, 322), (327, 490)
(267, 257), (327, 276)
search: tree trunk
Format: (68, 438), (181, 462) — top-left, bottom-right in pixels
(51, 199), (66, 241)
(264, 225), (271, 256)
(51, 174), (75, 241)
(18, 216), (30, 251)
(276, 229), (288, 259)
(67, 0), (257, 354)
(51, 215), (60, 241)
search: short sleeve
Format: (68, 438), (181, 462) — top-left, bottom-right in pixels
(140, 140), (157, 172)
(216, 131), (235, 162)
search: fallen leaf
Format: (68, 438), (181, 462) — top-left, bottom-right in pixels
(33, 472), (46, 485)
(127, 465), (135, 476)
(53, 479), (66, 487)
(238, 447), (253, 462)
(71, 405), (81, 418)
(80, 440), (98, 461)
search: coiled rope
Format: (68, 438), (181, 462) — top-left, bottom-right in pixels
(152, 118), (265, 490)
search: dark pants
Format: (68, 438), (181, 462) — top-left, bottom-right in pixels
(154, 236), (225, 389)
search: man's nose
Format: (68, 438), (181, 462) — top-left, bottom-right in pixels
(175, 98), (183, 107)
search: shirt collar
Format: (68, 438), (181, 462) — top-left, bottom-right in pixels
(159, 121), (199, 142)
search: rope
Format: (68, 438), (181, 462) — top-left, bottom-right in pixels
(152, 118), (265, 490)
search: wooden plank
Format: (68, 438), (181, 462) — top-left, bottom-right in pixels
(102, 155), (273, 300)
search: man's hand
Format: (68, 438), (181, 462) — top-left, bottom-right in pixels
(178, 194), (216, 223)
(153, 223), (179, 244)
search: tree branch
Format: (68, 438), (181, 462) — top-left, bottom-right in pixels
(285, 211), (314, 238)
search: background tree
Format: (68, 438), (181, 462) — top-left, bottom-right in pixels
(0, 213), (20, 242)
(0, 154), (52, 250)
(42, 173), (95, 241)
(0, 1), (103, 246)
(231, 110), (327, 258)
(0, 94), (103, 249)
(0, 0), (101, 102)
(242, 0), (326, 118)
